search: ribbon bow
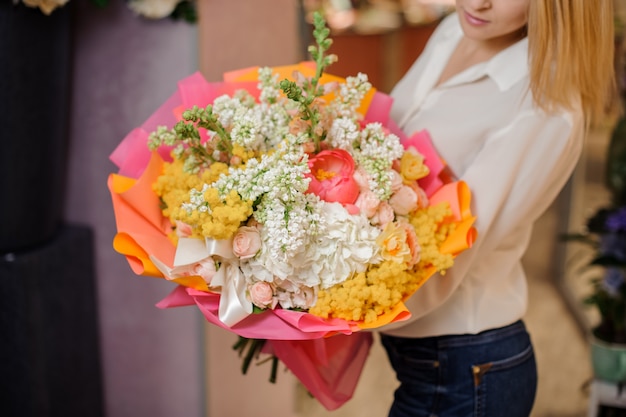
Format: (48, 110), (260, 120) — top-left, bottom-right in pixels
(150, 237), (253, 326)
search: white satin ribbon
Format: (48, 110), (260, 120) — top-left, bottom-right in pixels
(151, 237), (253, 327)
(173, 237), (236, 266)
(210, 262), (252, 326)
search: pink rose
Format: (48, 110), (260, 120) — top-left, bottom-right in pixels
(353, 167), (371, 190)
(232, 226), (262, 259)
(411, 183), (429, 209)
(249, 281), (274, 309)
(390, 169), (403, 192)
(355, 190), (381, 218)
(192, 257), (217, 284)
(371, 201), (395, 228)
(389, 185), (418, 215)
(306, 149), (359, 205)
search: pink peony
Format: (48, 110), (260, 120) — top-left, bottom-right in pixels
(306, 149), (359, 205)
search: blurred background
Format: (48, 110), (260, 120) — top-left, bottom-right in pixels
(1, 0), (625, 416)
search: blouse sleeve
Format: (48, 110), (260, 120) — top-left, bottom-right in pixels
(396, 107), (585, 323)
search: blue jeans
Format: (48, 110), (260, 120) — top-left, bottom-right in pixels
(381, 320), (537, 417)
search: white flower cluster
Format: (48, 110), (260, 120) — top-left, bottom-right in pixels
(258, 67), (281, 104)
(241, 202), (381, 302)
(181, 185), (210, 214)
(359, 122), (404, 161)
(224, 146), (323, 257)
(356, 123), (403, 200)
(212, 78), (292, 153)
(333, 73), (372, 118)
(327, 117), (360, 150)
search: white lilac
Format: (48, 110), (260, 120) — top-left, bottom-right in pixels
(182, 153), (202, 175)
(230, 106), (265, 149)
(358, 122), (404, 161)
(356, 156), (395, 201)
(147, 125), (177, 150)
(327, 117), (360, 150)
(258, 67), (281, 104)
(333, 73), (371, 118)
(240, 195), (326, 287)
(181, 185), (211, 214)
(212, 94), (248, 129)
(256, 193), (324, 262)
(257, 103), (291, 150)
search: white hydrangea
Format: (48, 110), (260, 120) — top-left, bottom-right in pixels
(240, 202), (381, 290)
(273, 279), (317, 310)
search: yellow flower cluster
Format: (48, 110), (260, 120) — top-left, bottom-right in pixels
(309, 202), (455, 323)
(232, 144), (256, 164)
(174, 188), (253, 240)
(153, 155), (253, 240)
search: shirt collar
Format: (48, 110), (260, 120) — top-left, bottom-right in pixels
(440, 14), (529, 92)
(486, 38), (529, 91)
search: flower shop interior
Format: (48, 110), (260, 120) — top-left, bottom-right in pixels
(2, 1), (626, 417)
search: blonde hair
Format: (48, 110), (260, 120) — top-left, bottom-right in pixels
(528, 0), (618, 123)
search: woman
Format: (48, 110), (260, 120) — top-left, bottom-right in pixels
(381, 1), (617, 416)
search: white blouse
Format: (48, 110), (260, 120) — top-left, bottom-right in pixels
(382, 13), (584, 337)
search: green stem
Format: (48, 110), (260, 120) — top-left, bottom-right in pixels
(269, 356), (279, 384)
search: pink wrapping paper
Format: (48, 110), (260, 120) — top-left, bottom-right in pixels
(268, 333), (373, 411)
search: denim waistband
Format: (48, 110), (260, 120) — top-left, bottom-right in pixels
(382, 320), (527, 349)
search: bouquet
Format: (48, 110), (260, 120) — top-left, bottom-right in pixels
(108, 12), (476, 410)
